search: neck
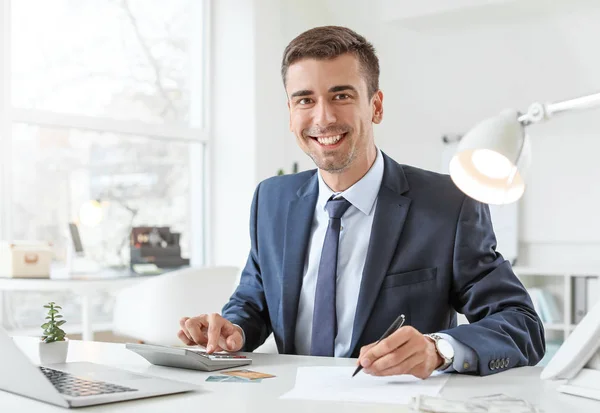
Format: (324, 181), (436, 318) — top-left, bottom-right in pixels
(321, 145), (378, 192)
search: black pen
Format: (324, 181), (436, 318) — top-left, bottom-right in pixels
(352, 314), (406, 377)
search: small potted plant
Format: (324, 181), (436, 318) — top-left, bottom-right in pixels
(39, 302), (69, 364)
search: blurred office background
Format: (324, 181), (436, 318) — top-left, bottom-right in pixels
(1, 0), (599, 359)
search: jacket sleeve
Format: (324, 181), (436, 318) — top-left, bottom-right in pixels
(439, 195), (546, 375)
(221, 183), (272, 351)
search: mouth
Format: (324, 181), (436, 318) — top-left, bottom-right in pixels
(308, 132), (348, 148)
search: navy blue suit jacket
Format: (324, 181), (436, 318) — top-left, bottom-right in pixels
(222, 152), (545, 375)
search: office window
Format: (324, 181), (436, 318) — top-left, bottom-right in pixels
(0, 0), (208, 332)
(11, 0), (191, 124)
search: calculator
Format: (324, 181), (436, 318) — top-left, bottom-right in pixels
(125, 343), (252, 372)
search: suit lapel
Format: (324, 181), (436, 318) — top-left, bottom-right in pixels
(280, 174), (318, 354)
(349, 154), (412, 354)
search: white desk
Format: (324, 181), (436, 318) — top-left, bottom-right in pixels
(0, 270), (151, 341)
(3, 337), (599, 412)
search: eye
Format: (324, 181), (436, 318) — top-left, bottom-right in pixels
(334, 93), (350, 100)
(297, 98), (314, 105)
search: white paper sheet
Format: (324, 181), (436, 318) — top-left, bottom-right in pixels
(280, 366), (450, 405)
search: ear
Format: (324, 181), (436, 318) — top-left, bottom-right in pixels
(371, 90), (384, 124)
(287, 100), (292, 131)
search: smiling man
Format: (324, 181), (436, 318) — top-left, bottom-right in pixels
(178, 26), (545, 378)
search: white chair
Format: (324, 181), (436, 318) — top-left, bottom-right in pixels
(112, 266), (239, 346)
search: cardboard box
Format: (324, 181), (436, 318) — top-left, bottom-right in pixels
(0, 241), (53, 278)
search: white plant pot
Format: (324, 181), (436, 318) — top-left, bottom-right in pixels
(39, 339), (69, 364)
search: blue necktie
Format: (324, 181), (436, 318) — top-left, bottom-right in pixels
(310, 196), (352, 357)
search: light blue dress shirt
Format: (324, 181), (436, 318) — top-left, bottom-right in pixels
(292, 149), (478, 373)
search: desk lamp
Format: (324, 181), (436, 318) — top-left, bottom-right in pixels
(449, 92), (600, 205)
(450, 92), (600, 400)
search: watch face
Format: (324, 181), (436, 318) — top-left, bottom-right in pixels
(437, 339), (455, 359)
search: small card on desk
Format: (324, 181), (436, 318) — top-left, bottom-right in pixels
(206, 375), (262, 383)
(222, 369), (276, 380)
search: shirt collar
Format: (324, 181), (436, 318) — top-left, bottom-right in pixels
(316, 148), (384, 216)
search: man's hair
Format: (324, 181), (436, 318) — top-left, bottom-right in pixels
(281, 26), (380, 98)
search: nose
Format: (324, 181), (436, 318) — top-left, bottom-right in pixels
(313, 100), (337, 128)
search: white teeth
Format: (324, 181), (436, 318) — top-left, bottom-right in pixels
(316, 134), (343, 145)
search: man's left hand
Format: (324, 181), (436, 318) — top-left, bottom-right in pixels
(357, 326), (444, 379)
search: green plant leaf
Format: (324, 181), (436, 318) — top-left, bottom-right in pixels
(54, 305), (62, 309)
(45, 316), (52, 319)
(41, 323), (49, 329)
(48, 309), (58, 315)
(54, 315), (63, 319)
(43, 305), (51, 309)
(56, 320), (66, 326)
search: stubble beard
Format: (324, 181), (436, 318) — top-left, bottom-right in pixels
(310, 146), (356, 173)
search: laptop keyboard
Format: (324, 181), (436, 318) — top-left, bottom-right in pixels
(40, 366), (138, 398)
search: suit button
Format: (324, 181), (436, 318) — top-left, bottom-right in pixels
(494, 360), (501, 369)
(506, 358), (510, 366)
(489, 360), (496, 370)
(500, 359), (506, 368)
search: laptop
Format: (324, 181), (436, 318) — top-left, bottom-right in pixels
(0, 329), (199, 408)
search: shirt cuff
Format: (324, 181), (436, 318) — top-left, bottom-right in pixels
(232, 324), (246, 350)
(435, 332), (478, 373)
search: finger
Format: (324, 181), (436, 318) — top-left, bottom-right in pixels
(200, 324), (230, 351)
(359, 343), (376, 357)
(177, 330), (195, 346)
(206, 314), (225, 353)
(357, 343), (376, 365)
(179, 317), (194, 342)
(218, 323), (243, 351)
(225, 329), (244, 352)
(185, 316), (209, 347)
(367, 338), (421, 373)
(361, 327), (414, 368)
(371, 354), (424, 377)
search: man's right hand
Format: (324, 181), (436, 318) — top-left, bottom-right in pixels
(177, 314), (244, 354)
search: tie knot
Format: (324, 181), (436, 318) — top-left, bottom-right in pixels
(325, 197), (352, 219)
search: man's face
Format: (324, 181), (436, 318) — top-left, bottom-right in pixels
(286, 53), (383, 173)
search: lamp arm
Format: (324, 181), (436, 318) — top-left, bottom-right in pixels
(518, 92), (600, 125)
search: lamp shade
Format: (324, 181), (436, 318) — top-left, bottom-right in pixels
(449, 109), (531, 205)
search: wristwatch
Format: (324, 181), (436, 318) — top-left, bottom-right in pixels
(425, 333), (455, 371)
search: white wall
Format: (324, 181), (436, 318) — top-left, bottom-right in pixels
(211, 0), (257, 266)
(210, 0), (293, 267)
(211, 0), (600, 270)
